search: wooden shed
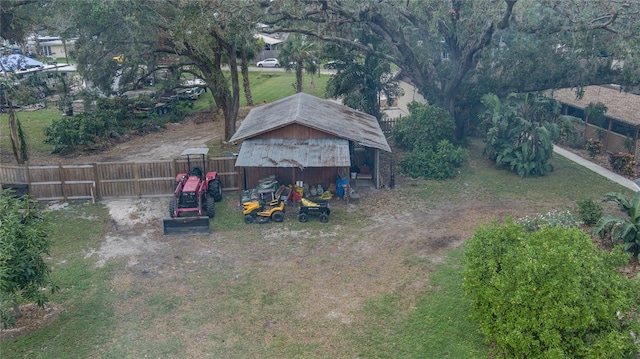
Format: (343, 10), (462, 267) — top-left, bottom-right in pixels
(229, 93), (391, 192)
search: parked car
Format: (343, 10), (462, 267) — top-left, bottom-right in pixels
(257, 58), (281, 68)
(177, 87), (205, 101)
(324, 60), (346, 69)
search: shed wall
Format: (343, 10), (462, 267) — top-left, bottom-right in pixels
(253, 123), (336, 140)
(240, 166), (349, 191)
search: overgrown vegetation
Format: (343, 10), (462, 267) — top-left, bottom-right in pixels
(464, 219), (640, 358)
(594, 191), (640, 256)
(43, 96), (192, 153)
(609, 152), (637, 177)
(392, 103), (466, 179)
(577, 198), (603, 225)
(481, 92), (580, 177)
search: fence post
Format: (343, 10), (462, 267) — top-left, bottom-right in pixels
(133, 162), (141, 198)
(58, 163), (67, 201)
(92, 163), (101, 200)
(25, 161), (32, 193)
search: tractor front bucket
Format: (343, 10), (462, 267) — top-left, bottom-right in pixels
(163, 217), (210, 236)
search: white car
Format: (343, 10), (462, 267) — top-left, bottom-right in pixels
(257, 58), (281, 68)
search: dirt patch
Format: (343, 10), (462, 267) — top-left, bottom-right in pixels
(0, 303), (63, 340)
(84, 198), (168, 268)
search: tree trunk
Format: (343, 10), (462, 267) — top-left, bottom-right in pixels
(240, 47), (253, 106)
(295, 63), (303, 93)
(12, 299), (22, 319)
(8, 101), (26, 164)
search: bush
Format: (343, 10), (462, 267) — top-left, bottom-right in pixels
(577, 198), (603, 225)
(399, 140), (467, 179)
(392, 103), (465, 179)
(391, 103), (456, 151)
(464, 220), (640, 358)
(609, 152), (637, 177)
(585, 138), (602, 158)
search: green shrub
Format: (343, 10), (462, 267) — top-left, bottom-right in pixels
(399, 140), (466, 179)
(464, 219), (640, 358)
(609, 152), (637, 177)
(576, 198), (603, 225)
(392, 103), (465, 179)
(585, 138), (602, 158)
(391, 103), (456, 151)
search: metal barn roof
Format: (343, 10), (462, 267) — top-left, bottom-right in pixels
(235, 138), (350, 168)
(229, 93), (391, 152)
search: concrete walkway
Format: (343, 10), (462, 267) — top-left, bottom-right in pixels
(553, 146), (639, 192)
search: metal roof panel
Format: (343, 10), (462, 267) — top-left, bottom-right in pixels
(235, 138), (350, 168)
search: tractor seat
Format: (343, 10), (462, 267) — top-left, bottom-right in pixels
(190, 167), (203, 177)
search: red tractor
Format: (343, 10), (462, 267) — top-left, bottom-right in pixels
(163, 148), (222, 235)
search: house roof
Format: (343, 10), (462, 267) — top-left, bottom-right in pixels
(0, 54), (44, 72)
(235, 138), (350, 168)
(550, 86), (640, 126)
(229, 92), (391, 152)
(254, 33), (283, 45)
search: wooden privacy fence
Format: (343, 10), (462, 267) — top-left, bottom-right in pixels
(0, 157), (239, 201)
(380, 117), (399, 134)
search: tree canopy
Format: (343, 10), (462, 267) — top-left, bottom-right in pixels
(61, 0), (264, 140)
(264, 0), (640, 138)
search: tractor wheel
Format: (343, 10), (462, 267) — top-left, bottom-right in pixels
(271, 210), (284, 223)
(244, 214), (254, 224)
(319, 213), (329, 223)
(206, 195), (215, 218)
(209, 179), (223, 202)
(298, 213), (309, 223)
(169, 199), (176, 218)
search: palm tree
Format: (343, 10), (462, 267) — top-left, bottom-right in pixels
(279, 34), (318, 93)
(594, 191), (640, 256)
(324, 39), (401, 120)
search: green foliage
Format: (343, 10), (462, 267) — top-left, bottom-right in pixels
(516, 210), (579, 232)
(399, 140), (466, 180)
(594, 191), (640, 256)
(482, 93), (570, 177)
(0, 190), (57, 328)
(577, 198), (603, 225)
(43, 96), (186, 154)
(392, 103), (466, 179)
(609, 152), (637, 177)
(464, 219), (640, 358)
(585, 138), (603, 158)
(392, 103), (456, 151)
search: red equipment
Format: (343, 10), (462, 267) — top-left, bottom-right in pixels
(163, 148), (222, 235)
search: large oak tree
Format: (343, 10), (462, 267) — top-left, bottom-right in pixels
(263, 0), (640, 138)
(65, 0), (262, 140)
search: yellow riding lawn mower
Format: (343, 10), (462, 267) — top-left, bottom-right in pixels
(243, 199), (285, 224)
